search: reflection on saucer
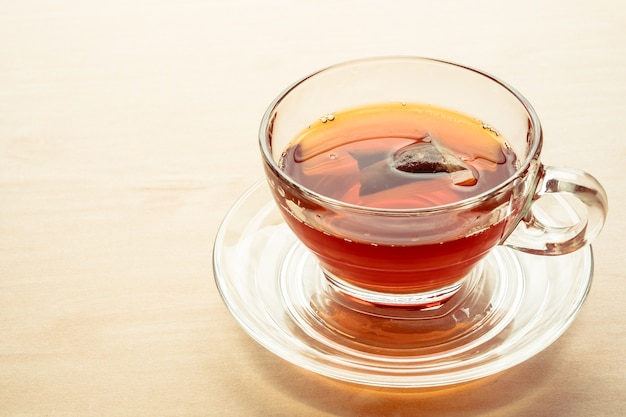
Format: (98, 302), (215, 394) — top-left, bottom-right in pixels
(309, 281), (495, 352)
(284, 240), (521, 358)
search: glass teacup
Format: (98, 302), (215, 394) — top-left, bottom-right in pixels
(259, 57), (608, 309)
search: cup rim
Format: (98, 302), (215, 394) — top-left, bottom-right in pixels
(259, 56), (543, 214)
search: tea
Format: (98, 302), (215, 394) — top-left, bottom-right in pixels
(272, 102), (519, 296)
(281, 103), (516, 208)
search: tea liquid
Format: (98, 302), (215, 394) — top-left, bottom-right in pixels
(281, 102), (518, 209)
(275, 103), (519, 295)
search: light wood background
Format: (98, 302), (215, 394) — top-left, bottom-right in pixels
(1, 1), (624, 416)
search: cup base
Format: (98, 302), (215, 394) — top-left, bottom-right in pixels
(285, 248), (516, 351)
(322, 268), (471, 310)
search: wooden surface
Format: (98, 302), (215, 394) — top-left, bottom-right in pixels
(1, 1), (625, 416)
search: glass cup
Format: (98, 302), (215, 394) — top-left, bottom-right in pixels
(259, 57), (608, 309)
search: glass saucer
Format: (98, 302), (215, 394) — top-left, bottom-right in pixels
(213, 180), (594, 388)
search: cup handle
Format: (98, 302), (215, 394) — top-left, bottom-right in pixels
(503, 165), (608, 255)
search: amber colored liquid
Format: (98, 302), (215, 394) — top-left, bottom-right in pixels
(273, 103), (519, 294)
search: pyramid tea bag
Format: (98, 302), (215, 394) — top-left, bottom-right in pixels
(392, 137), (477, 185)
(354, 134), (477, 196)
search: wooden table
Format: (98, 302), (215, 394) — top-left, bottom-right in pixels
(1, 1), (624, 415)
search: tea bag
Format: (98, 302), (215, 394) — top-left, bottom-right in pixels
(354, 135), (477, 196)
(392, 139), (477, 185)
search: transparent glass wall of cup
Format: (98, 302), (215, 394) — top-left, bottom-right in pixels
(259, 57), (607, 309)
